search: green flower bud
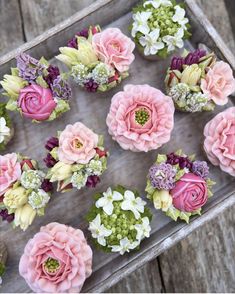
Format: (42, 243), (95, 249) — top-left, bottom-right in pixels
(181, 64), (202, 86)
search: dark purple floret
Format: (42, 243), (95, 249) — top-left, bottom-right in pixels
(67, 37), (78, 49)
(45, 137), (59, 151)
(76, 28), (89, 38)
(0, 209), (14, 223)
(166, 153), (192, 169)
(44, 153), (57, 168)
(51, 76), (72, 100)
(170, 56), (185, 71)
(44, 65), (60, 85)
(192, 160), (209, 179)
(84, 78), (99, 92)
(41, 179), (53, 192)
(86, 175), (100, 188)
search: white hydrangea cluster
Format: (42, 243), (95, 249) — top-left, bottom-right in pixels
(20, 170), (45, 190)
(92, 63), (110, 85)
(86, 159), (103, 176)
(28, 189), (50, 209)
(71, 63), (88, 85)
(71, 172), (88, 189)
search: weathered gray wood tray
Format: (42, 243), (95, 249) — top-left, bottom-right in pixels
(0, 0), (235, 292)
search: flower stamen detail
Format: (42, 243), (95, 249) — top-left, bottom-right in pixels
(43, 258), (60, 274)
(135, 108), (150, 126)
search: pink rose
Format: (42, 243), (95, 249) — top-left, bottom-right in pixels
(106, 84), (174, 152)
(201, 61), (235, 105)
(170, 173), (208, 212)
(0, 153), (21, 196)
(58, 122), (99, 164)
(18, 84), (56, 121)
(92, 28), (135, 72)
(204, 107), (235, 176)
(19, 222), (92, 293)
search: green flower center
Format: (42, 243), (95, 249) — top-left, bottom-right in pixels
(43, 258), (60, 274)
(135, 108), (150, 126)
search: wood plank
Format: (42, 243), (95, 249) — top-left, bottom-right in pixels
(0, 0), (24, 56)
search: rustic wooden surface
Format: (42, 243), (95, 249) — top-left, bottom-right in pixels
(0, 0), (234, 293)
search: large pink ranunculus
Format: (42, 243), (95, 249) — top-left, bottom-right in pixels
(106, 84), (174, 152)
(204, 107), (235, 176)
(0, 153), (21, 196)
(18, 84), (56, 121)
(92, 28), (135, 73)
(58, 122), (99, 164)
(201, 61), (235, 106)
(19, 222), (92, 293)
(170, 173), (208, 212)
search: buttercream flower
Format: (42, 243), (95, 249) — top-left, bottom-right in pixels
(88, 214), (112, 246)
(19, 222), (93, 293)
(3, 187), (28, 210)
(121, 190), (146, 219)
(28, 189), (50, 209)
(71, 172), (88, 190)
(148, 163), (176, 190)
(95, 187), (123, 215)
(131, 11), (152, 37)
(170, 173), (208, 212)
(0, 117), (11, 144)
(106, 84), (174, 152)
(20, 170), (45, 190)
(18, 84), (56, 121)
(162, 28), (184, 53)
(152, 190), (172, 211)
(201, 61), (235, 105)
(58, 122), (99, 164)
(0, 153), (21, 196)
(14, 204), (37, 231)
(139, 28), (164, 56)
(92, 28), (135, 73)
(204, 107), (235, 176)
(48, 161), (73, 182)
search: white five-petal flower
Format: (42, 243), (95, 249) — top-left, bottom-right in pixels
(135, 217), (151, 241)
(131, 11), (152, 37)
(162, 28), (184, 53)
(0, 117), (10, 144)
(121, 190), (146, 219)
(96, 187), (123, 215)
(88, 214), (112, 246)
(143, 0), (172, 9)
(110, 237), (139, 255)
(172, 5), (189, 30)
(139, 28), (165, 56)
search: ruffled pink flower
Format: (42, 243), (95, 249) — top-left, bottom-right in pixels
(106, 84), (175, 152)
(92, 28), (135, 72)
(170, 173), (208, 212)
(201, 61), (235, 105)
(19, 222), (92, 293)
(18, 84), (56, 121)
(58, 122), (99, 164)
(0, 153), (21, 196)
(204, 107), (235, 176)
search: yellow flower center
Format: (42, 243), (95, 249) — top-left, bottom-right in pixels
(73, 138), (83, 149)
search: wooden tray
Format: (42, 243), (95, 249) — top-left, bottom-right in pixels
(0, 0), (235, 292)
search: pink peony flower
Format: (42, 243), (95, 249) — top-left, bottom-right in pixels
(0, 153), (21, 196)
(18, 84), (56, 121)
(204, 107), (235, 176)
(92, 28), (135, 73)
(201, 61), (235, 105)
(58, 122), (99, 164)
(19, 222), (92, 293)
(106, 84), (174, 152)
(170, 173), (208, 212)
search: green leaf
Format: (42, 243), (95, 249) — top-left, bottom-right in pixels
(188, 154), (196, 161)
(166, 205), (180, 222)
(36, 76), (48, 88)
(39, 56), (49, 66)
(179, 211), (191, 223)
(175, 149), (183, 156)
(98, 135), (104, 147)
(11, 67), (19, 76)
(155, 154), (167, 164)
(175, 169), (185, 181)
(0, 263), (6, 276)
(206, 178), (216, 187)
(208, 188), (213, 198)
(37, 207), (45, 216)
(48, 100), (70, 121)
(145, 180), (155, 199)
(50, 147), (59, 160)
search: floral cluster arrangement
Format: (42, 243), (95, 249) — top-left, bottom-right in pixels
(56, 25), (135, 92)
(87, 186), (152, 255)
(204, 107), (235, 177)
(165, 49), (235, 112)
(19, 222), (92, 293)
(0, 242), (7, 286)
(131, 0), (190, 58)
(0, 153), (53, 231)
(0, 103), (13, 150)
(145, 150), (216, 223)
(0, 53), (71, 122)
(44, 122), (108, 192)
(106, 84), (174, 152)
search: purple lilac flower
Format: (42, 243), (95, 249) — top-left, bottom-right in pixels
(0, 209), (14, 223)
(86, 175), (100, 188)
(16, 52), (45, 82)
(166, 153), (192, 169)
(51, 76), (72, 100)
(41, 179), (53, 192)
(44, 153), (57, 168)
(44, 65), (60, 85)
(149, 163), (176, 190)
(192, 160), (209, 179)
(45, 137), (59, 151)
(84, 78), (99, 92)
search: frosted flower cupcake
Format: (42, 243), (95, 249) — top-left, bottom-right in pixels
(131, 0), (190, 59)
(145, 150), (215, 223)
(106, 84), (174, 152)
(0, 103), (14, 150)
(87, 186), (152, 255)
(44, 122), (108, 192)
(56, 25), (135, 92)
(165, 49), (235, 112)
(0, 53), (71, 122)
